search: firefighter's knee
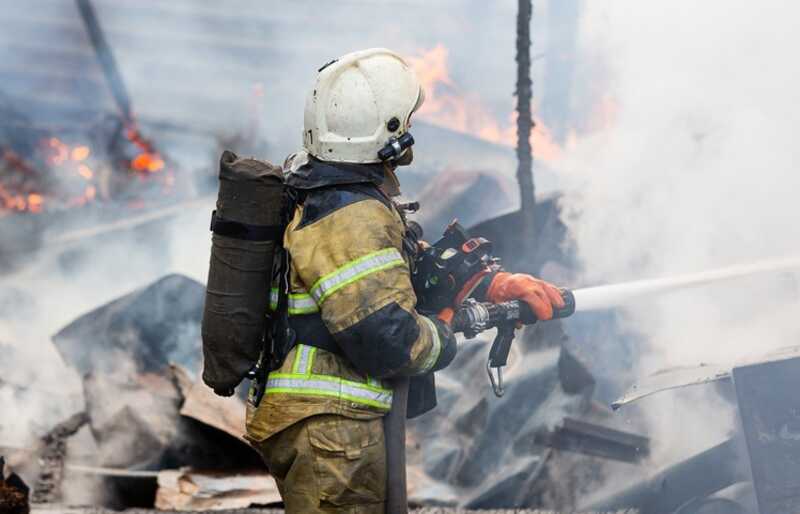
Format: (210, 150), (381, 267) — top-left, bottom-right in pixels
(307, 415), (386, 510)
(255, 415), (386, 514)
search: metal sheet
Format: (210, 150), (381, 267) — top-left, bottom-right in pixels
(178, 374), (248, 444)
(733, 354), (800, 514)
(612, 363), (731, 410)
(612, 346), (800, 409)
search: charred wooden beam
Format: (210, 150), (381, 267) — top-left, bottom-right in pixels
(516, 0), (535, 248)
(583, 438), (748, 514)
(534, 417), (649, 463)
(75, 0), (133, 124)
(30, 411), (89, 504)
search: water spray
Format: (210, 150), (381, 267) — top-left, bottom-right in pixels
(453, 256), (800, 397)
(572, 256), (800, 312)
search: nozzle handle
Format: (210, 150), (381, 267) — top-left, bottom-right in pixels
(515, 288), (576, 324)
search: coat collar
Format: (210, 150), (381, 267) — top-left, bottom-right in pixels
(286, 157), (386, 190)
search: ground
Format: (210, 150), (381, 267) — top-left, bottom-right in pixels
(31, 507), (632, 514)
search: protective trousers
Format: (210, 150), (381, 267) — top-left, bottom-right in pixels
(253, 414), (387, 514)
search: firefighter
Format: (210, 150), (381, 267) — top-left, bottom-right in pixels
(245, 48), (565, 514)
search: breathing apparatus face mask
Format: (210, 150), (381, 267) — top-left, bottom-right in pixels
(377, 88), (423, 164)
(377, 86), (423, 197)
(380, 165), (403, 197)
(395, 147), (414, 167)
(378, 120), (415, 196)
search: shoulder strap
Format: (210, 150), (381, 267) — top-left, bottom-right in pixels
(210, 211), (283, 241)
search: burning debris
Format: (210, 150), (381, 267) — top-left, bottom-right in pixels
(3, 1), (795, 513)
(0, 98), (175, 219)
(407, 45), (564, 162)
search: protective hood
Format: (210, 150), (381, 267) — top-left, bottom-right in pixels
(286, 156), (387, 190)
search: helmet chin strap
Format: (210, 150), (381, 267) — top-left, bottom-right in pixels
(380, 163), (403, 197)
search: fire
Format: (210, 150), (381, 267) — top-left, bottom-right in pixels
(46, 137), (69, 165)
(77, 164), (94, 180)
(27, 193), (43, 213)
(407, 45), (563, 162)
(1, 119), (174, 217)
(71, 146), (90, 161)
(125, 124), (166, 174)
(131, 152), (165, 173)
(0, 184), (27, 212)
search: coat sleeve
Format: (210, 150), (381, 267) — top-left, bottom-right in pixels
(285, 197), (457, 378)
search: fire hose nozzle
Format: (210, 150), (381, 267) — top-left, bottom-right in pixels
(554, 288), (576, 319)
(452, 289), (576, 397)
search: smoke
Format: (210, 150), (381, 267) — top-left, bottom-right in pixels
(6, 0), (774, 504)
(0, 0), (536, 463)
(560, 0), (800, 467)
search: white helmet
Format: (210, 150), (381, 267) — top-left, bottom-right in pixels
(303, 48), (425, 164)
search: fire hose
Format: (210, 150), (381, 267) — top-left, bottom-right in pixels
(386, 256), (800, 513)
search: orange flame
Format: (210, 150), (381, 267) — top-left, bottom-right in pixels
(46, 137), (69, 165)
(131, 153), (165, 173)
(0, 184), (27, 212)
(407, 45), (562, 162)
(2, 123), (175, 216)
(27, 193), (43, 213)
(77, 164), (94, 180)
(71, 146), (90, 161)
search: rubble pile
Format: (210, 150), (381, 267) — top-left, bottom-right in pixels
(406, 319), (642, 511)
(2, 274), (267, 510)
(0, 271), (647, 511)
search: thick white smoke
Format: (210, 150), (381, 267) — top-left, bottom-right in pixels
(561, 0), (800, 466)
(0, 0), (531, 459)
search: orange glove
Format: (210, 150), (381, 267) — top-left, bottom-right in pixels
(487, 272), (565, 321)
(437, 307), (455, 325)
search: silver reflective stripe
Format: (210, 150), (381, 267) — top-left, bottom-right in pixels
(292, 344), (315, 374)
(310, 248), (405, 304)
(418, 316), (442, 373)
(288, 294), (319, 314)
(266, 376), (393, 408)
(269, 288), (320, 314)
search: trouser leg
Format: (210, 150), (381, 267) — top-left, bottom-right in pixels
(254, 414), (386, 514)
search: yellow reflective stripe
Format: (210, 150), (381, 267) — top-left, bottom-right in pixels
(287, 295), (319, 315)
(291, 346), (303, 373)
(269, 288), (320, 315)
(265, 373), (393, 409)
(301, 345), (316, 374)
(310, 248), (405, 305)
(265, 386), (391, 410)
(418, 316), (442, 374)
(291, 345), (316, 374)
